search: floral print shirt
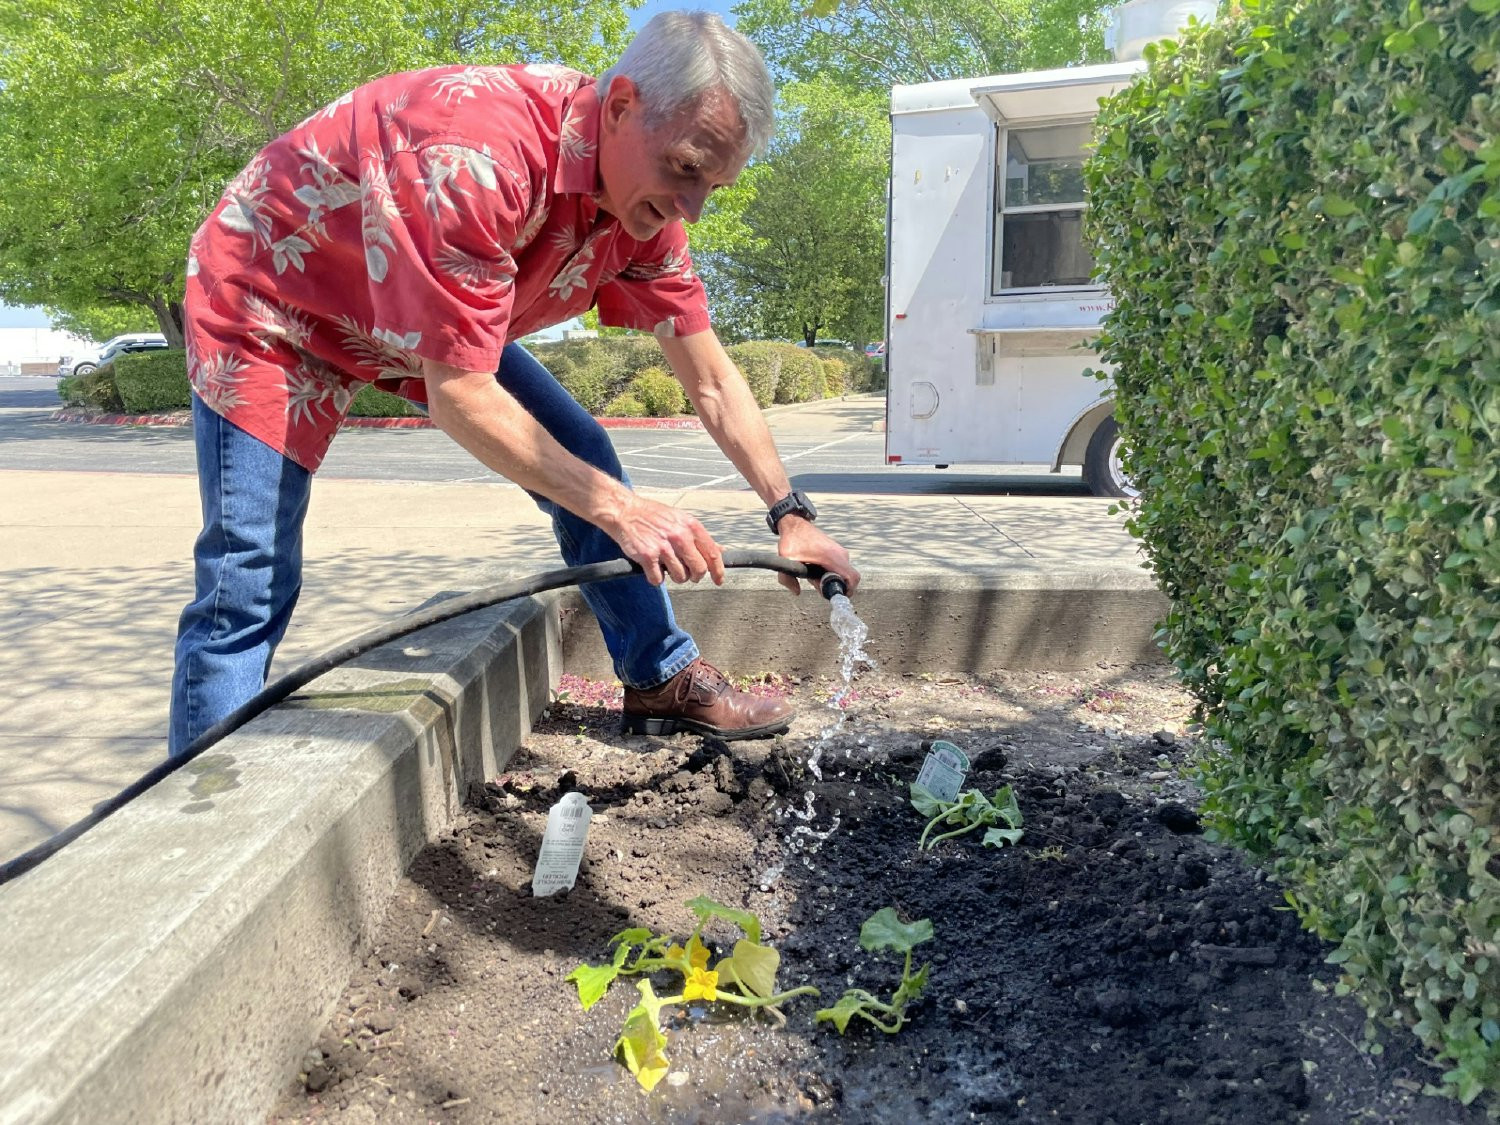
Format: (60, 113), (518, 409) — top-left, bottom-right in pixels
(184, 64), (711, 471)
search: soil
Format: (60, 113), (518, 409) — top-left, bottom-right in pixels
(270, 663), (1486, 1125)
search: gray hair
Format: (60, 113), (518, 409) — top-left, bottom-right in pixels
(598, 11), (776, 155)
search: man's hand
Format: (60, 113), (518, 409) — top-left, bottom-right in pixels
(775, 514), (860, 597)
(607, 493), (727, 587)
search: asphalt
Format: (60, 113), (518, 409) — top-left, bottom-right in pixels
(0, 387), (1163, 1124)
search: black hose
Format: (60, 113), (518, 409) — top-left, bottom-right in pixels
(0, 552), (836, 886)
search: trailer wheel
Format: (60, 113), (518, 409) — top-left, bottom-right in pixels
(1083, 414), (1138, 499)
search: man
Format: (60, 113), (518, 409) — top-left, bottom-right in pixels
(169, 11), (859, 758)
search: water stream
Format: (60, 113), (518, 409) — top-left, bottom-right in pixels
(763, 594), (876, 885)
(808, 593), (875, 781)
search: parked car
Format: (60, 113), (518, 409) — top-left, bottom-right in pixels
(864, 341), (886, 358)
(96, 335), (170, 368)
(57, 333), (168, 377)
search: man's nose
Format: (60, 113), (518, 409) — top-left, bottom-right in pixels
(674, 186), (711, 224)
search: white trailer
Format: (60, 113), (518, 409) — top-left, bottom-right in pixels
(883, 59), (1146, 496)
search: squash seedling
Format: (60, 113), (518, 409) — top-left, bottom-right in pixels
(815, 907), (935, 1034)
(910, 782), (1024, 851)
(566, 896), (819, 1091)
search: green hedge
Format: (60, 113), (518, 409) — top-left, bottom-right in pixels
(58, 367), (124, 412)
(1086, 0), (1499, 1106)
(529, 335), (667, 413)
(628, 366), (688, 417)
(113, 349), (190, 412)
(347, 383), (424, 418)
(64, 335), (846, 420)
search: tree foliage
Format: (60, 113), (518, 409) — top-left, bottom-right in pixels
(737, 0), (1114, 94)
(692, 80), (887, 345)
(0, 0), (634, 343)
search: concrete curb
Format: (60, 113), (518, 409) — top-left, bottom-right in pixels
(560, 566), (1169, 677)
(0, 569), (1163, 1123)
(48, 407), (705, 431)
(0, 597), (559, 1125)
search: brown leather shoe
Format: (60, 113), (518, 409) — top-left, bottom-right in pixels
(621, 659), (794, 740)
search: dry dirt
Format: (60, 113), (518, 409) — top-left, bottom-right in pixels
(269, 663), (1485, 1125)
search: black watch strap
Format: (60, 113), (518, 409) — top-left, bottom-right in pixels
(766, 490), (817, 534)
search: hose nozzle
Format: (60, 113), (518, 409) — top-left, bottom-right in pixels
(819, 572), (850, 600)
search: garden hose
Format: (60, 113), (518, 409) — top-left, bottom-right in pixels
(0, 552), (847, 887)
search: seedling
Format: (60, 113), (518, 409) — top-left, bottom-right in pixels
(566, 896), (819, 1091)
(815, 907), (934, 1034)
(910, 782), (1024, 850)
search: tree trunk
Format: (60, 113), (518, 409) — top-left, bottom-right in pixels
(149, 295), (185, 349)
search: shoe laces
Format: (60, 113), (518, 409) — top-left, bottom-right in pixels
(679, 659), (728, 703)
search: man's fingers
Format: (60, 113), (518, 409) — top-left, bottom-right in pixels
(778, 572), (801, 596)
(693, 525), (726, 586)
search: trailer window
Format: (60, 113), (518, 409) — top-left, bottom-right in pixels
(993, 122), (1096, 292)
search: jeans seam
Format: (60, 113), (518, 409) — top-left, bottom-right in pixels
(628, 644), (700, 691)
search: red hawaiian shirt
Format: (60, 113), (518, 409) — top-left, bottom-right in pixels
(184, 64), (712, 471)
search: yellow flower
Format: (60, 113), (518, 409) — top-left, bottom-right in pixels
(682, 966), (719, 1002)
(686, 934), (711, 971)
(668, 934), (712, 972)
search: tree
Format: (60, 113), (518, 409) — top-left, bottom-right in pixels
(46, 306), (158, 345)
(735, 0), (1115, 94)
(691, 80), (888, 346)
(0, 0), (634, 345)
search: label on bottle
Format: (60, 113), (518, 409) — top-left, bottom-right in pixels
(531, 791), (593, 897)
(915, 740), (970, 803)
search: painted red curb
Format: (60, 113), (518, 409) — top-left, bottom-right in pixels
(50, 409), (703, 431)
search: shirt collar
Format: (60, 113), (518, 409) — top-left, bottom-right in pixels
(555, 80), (603, 200)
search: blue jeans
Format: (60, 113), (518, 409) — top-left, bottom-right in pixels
(168, 342), (698, 757)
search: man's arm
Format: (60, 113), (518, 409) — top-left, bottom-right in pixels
(421, 359), (724, 587)
(656, 329), (860, 595)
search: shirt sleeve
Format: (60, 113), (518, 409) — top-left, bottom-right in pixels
(594, 222), (712, 338)
(361, 140), (531, 372)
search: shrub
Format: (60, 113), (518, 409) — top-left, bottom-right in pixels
(628, 366), (687, 417)
(113, 349), (190, 412)
(601, 392), (646, 417)
(820, 358), (847, 398)
(347, 383), (424, 418)
(725, 341), (785, 407)
(1087, 0), (1499, 1106)
(773, 348), (825, 404)
(63, 365), (125, 412)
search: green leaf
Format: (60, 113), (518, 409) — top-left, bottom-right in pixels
(716, 939), (781, 999)
(685, 896), (762, 944)
(615, 981), (669, 1091)
(909, 782), (946, 817)
(565, 962), (620, 1011)
(609, 927), (654, 948)
(983, 826), (1025, 847)
(815, 991), (871, 1034)
(859, 907), (934, 955)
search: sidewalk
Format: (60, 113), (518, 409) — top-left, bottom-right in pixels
(0, 395), (1151, 862)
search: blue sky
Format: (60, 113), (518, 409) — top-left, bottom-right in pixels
(629, 0), (739, 30)
(0, 304), (48, 328)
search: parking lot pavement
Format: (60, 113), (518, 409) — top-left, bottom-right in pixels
(0, 381), (1090, 494)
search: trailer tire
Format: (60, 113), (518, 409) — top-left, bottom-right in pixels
(1083, 414), (1137, 498)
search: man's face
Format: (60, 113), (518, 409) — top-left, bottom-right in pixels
(596, 77), (751, 241)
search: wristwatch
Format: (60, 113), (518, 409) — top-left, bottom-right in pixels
(766, 490), (818, 534)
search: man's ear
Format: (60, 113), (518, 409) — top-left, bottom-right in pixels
(600, 75), (640, 135)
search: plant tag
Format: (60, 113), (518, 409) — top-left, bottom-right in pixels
(915, 740), (970, 803)
(532, 791), (593, 897)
